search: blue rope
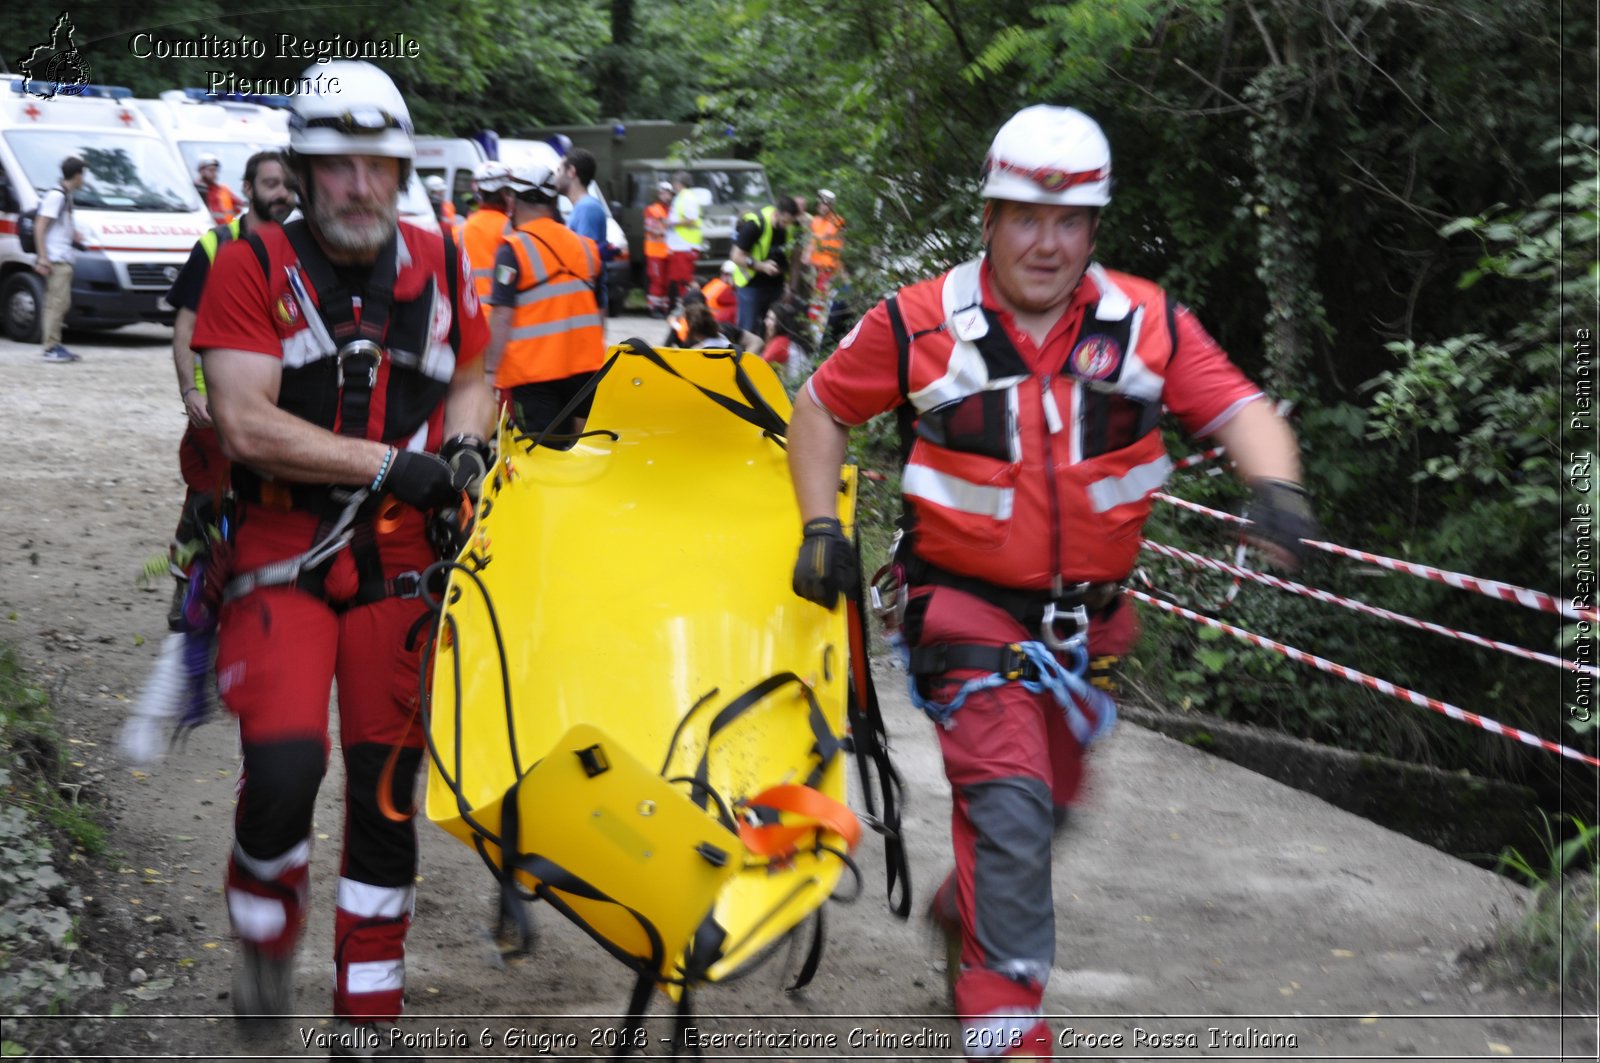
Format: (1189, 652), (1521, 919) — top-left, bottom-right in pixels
(892, 632), (1117, 744)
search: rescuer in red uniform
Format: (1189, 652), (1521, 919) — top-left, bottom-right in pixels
(193, 61), (495, 1057)
(785, 105), (1316, 1059)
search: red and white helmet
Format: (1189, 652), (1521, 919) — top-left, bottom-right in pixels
(502, 143), (563, 201)
(981, 105), (1111, 207)
(288, 61), (415, 162)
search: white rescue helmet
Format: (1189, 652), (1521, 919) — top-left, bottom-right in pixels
(288, 61), (415, 161)
(473, 161), (510, 193)
(423, 174), (446, 193)
(197, 152), (221, 169)
(980, 105), (1111, 208)
(503, 143), (563, 201)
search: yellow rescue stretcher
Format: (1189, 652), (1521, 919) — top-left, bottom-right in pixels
(422, 341), (906, 1046)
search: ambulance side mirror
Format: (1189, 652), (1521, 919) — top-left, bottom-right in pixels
(0, 175), (16, 214)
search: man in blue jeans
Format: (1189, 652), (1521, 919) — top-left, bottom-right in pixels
(730, 195), (799, 335)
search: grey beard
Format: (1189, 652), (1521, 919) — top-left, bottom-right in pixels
(311, 197), (397, 256)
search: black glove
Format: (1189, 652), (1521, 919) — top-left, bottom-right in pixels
(384, 449), (459, 511)
(792, 517), (859, 607)
(440, 434), (492, 495)
(1244, 478), (1318, 570)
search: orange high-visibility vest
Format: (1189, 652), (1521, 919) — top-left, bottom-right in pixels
(809, 212), (843, 271)
(462, 206), (511, 300)
(205, 183), (239, 226)
(643, 201), (669, 259)
(494, 217), (605, 389)
(700, 277), (736, 324)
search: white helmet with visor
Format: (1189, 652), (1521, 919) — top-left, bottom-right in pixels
(288, 61), (415, 161)
(981, 105), (1110, 207)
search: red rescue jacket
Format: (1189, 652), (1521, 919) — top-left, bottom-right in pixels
(893, 261), (1179, 588)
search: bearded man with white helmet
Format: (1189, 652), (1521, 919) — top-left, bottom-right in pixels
(192, 61), (494, 1055)
(786, 105), (1316, 1058)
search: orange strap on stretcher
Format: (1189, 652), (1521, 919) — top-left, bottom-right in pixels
(736, 783), (862, 857)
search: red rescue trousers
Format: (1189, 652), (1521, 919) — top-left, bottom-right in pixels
(646, 255), (670, 314)
(216, 503), (435, 1022)
(664, 250), (698, 306)
(913, 585), (1132, 1058)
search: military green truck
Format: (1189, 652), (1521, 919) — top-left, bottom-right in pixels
(526, 121), (771, 286)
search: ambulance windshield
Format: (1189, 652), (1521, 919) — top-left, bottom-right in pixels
(4, 129), (201, 212)
(176, 141), (280, 198)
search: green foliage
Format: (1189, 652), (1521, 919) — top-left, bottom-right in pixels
(0, 644), (104, 1020)
(0, 2), (611, 134)
(1138, 124), (1592, 800)
(1481, 815), (1599, 996)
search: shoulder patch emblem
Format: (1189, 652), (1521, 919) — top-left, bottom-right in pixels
(274, 294), (300, 327)
(1069, 334), (1121, 381)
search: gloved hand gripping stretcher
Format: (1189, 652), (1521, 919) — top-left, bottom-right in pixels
(417, 341), (909, 1052)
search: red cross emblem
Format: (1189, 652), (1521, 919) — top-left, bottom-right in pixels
(24, 104), (41, 121)
(118, 109), (135, 126)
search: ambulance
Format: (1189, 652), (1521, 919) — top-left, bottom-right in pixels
(137, 88), (439, 236)
(0, 77), (211, 343)
(134, 88), (289, 200)
(415, 135), (486, 216)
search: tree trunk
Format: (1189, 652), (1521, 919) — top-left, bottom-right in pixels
(599, 0), (636, 119)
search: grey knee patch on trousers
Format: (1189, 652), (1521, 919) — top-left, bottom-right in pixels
(965, 776), (1055, 986)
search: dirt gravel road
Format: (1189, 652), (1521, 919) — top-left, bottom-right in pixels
(1, 320), (1593, 1061)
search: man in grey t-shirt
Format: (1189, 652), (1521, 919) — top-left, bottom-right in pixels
(34, 155), (87, 363)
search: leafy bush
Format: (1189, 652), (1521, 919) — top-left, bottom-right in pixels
(1474, 815), (1600, 997)
(0, 644), (104, 1043)
(1134, 129), (1596, 801)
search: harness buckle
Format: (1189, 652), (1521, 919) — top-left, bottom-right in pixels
(336, 338), (383, 390)
(390, 571), (423, 599)
(998, 643), (1032, 681)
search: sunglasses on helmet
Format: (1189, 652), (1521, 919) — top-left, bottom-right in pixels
(294, 108), (413, 137)
(984, 156), (1108, 193)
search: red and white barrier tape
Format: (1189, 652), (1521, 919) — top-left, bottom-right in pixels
(1171, 445), (1227, 472)
(1154, 491), (1250, 525)
(1126, 588), (1600, 769)
(1140, 539), (1596, 677)
(1151, 492), (1598, 624)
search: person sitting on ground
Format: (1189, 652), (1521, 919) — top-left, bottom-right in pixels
(759, 296), (812, 384)
(682, 303), (736, 350)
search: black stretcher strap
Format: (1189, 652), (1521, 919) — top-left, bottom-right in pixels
(621, 337), (790, 441)
(845, 575), (912, 919)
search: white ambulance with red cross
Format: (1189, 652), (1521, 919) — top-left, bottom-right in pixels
(0, 76), (211, 343)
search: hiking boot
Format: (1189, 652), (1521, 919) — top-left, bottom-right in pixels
(231, 944), (294, 1020)
(328, 1020), (423, 1060)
